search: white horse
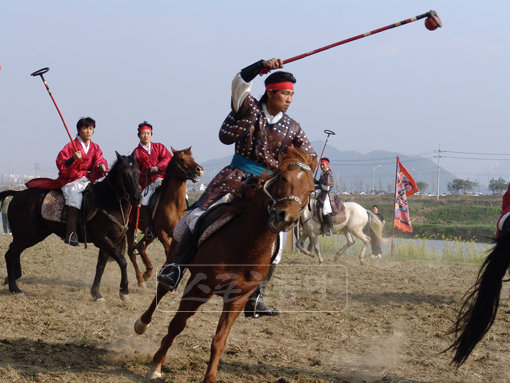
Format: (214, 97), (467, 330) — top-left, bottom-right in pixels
(295, 199), (387, 265)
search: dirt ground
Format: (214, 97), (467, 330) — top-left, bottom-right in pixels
(1, 234), (510, 383)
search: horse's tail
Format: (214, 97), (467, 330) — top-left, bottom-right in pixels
(0, 190), (18, 210)
(366, 210), (389, 244)
(447, 229), (510, 367)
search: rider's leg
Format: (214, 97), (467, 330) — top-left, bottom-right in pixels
(65, 206), (80, 246)
(157, 228), (195, 291)
(324, 213), (334, 236)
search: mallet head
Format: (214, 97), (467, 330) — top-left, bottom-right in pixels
(425, 10), (442, 31)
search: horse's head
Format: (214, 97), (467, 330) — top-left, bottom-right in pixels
(167, 146), (204, 183)
(265, 147), (317, 233)
(110, 151), (141, 205)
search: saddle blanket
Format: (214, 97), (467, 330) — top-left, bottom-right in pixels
(41, 190), (66, 223)
(174, 209), (235, 247)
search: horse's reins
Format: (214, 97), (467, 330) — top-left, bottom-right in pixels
(165, 157), (200, 180)
(263, 161), (313, 212)
(101, 177), (133, 238)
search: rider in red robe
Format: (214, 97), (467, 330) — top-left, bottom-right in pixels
(133, 121), (173, 236)
(56, 117), (108, 245)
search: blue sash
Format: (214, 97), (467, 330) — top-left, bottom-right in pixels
(230, 154), (273, 176)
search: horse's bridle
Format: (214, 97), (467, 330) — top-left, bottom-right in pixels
(263, 161), (313, 212)
(166, 157), (201, 181)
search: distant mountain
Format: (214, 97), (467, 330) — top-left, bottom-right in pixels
(198, 143), (456, 194)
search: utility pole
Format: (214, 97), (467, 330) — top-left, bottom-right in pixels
(436, 145), (441, 200)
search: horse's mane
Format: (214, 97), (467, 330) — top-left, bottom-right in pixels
(224, 146), (317, 216)
(81, 157), (124, 218)
(276, 146), (317, 176)
(159, 148), (190, 191)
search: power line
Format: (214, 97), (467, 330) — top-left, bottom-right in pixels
(442, 150), (510, 156)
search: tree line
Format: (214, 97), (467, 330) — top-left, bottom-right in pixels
(446, 177), (507, 195)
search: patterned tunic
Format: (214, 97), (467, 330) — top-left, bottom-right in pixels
(317, 168), (334, 204)
(195, 77), (316, 209)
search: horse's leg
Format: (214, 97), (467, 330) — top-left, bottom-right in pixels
(334, 231), (355, 262)
(134, 240), (180, 332)
(110, 245), (130, 302)
(295, 233), (313, 257)
(310, 233), (323, 265)
(203, 298), (246, 383)
(4, 242), (24, 294)
(126, 225), (146, 287)
(90, 249), (109, 302)
(145, 284), (212, 380)
(140, 237), (156, 281)
(351, 228), (371, 265)
(4, 230), (49, 294)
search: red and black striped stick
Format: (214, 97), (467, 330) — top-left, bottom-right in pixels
(283, 10), (441, 66)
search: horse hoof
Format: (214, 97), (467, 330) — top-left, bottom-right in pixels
(142, 271), (152, 281)
(95, 297), (105, 302)
(145, 367), (162, 379)
(134, 318), (149, 335)
(11, 291), (25, 296)
(119, 292), (130, 303)
(138, 281), (147, 288)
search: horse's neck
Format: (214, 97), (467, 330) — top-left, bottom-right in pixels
(88, 179), (125, 213)
(160, 177), (187, 207)
(228, 191), (277, 259)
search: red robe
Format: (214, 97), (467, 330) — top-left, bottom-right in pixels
(134, 142), (172, 190)
(26, 138), (108, 189)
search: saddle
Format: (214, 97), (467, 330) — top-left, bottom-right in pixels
(313, 194), (346, 223)
(173, 203), (235, 247)
(41, 189), (96, 224)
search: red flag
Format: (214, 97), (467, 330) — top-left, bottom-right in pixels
(394, 157), (419, 232)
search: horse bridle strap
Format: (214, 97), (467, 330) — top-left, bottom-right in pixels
(263, 160), (312, 210)
(290, 161), (313, 174)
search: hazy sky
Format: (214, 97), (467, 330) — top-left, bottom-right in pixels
(1, 1), (509, 181)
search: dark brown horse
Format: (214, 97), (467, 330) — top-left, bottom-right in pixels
(126, 147), (203, 287)
(447, 222), (510, 366)
(0, 152), (141, 301)
(134, 146), (316, 382)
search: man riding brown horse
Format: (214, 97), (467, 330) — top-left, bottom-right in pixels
(132, 121), (173, 238)
(157, 57), (316, 317)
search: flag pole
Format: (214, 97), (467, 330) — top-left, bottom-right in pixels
(391, 156), (399, 257)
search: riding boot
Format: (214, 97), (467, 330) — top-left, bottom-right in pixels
(64, 206), (80, 246)
(157, 228), (195, 291)
(324, 214), (334, 236)
(244, 264), (281, 318)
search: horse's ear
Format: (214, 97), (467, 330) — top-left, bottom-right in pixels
(130, 150), (137, 161)
(171, 146), (176, 154)
(115, 151), (122, 160)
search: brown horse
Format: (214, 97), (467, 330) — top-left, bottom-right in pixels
(126, 147), (203, 287)
(0, 152), (141, 301)
(134, 146), (316, 382)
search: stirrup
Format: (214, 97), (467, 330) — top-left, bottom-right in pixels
(66, 232), (79, 246)
(157, 264), (181, 291)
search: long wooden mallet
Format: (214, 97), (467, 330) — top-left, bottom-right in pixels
(31, 67), (78, 152)
(264, 10), (441, 71)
